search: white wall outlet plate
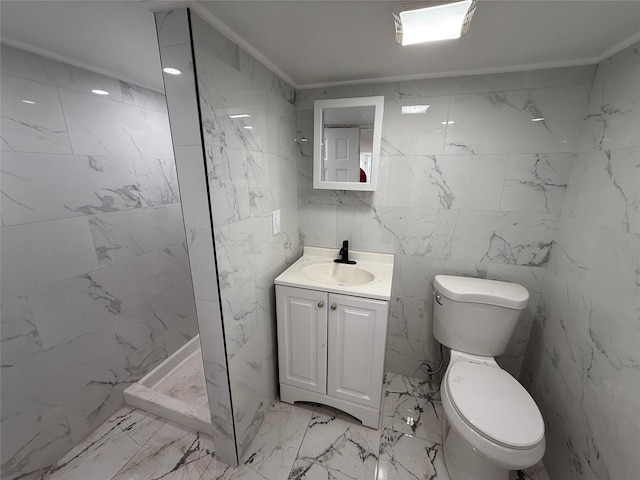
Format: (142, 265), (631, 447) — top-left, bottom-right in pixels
(272, 209), (281, 235)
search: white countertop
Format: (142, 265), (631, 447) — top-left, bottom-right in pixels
(275, 246), (394, 301)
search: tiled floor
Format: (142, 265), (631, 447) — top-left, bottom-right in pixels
(40, 373), (549, 480)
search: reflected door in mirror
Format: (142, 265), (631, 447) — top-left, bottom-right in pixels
(323, 128), (359, 182)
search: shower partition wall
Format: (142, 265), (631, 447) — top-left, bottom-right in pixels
(154, 7), (301, 466)
(155, 8), (237, 465)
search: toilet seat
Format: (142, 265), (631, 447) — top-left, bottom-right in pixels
(445, 362), (544, 449)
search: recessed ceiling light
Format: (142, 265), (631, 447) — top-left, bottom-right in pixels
(21, 100), (36, 104)
(441, 120), (455, 125)
(243, 126), (253, 130)
(91, 89), (109, 95)
(531, 117), (545, 122)
(163, 67), (182, 75)
(229, 114), (251, 119)
(394, 0), (477, 46)
(401, 105), (430, 114)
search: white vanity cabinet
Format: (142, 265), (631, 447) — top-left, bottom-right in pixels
(276, 284), (389, 428)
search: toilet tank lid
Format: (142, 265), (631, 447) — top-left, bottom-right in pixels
(433, 275), (529, 309)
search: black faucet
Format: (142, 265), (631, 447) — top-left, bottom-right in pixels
(334, 240), (357, 265)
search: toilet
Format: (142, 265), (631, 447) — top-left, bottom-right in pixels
(432, 275), (545, 480)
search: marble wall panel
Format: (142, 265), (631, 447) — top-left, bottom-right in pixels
(0, 294), (43, 368)
(297, 65), (594, 381)
(0, 45), (193, 478)
(1, 44), (124, 101)
(88, 204), (186, 267)
(295, 66), (595, 108)
(1, 361), (75, 479)
(521, 41), (640, 480)
(565, 147), (639, 234)
(386, 154), (508, 209)
(190, 9), (300, 463)
(445, 86), (588, 154)
(380, 95), (449, 156)
(1, 152), (140, 226)
(0, 321), (140, 480)
(159, 43), (202, 147)
(134, 157), (180, 206)
(500, 153), (574, 214)
(577, 46), (640, 152)
(193, 298), (236, 464)
(1, 216), (99, 296)
(146, 280), (198, 354)
(59, 89), (173, 158)
(190, 14), (238, 69)
(1, 74), (72, 154)
(206, 145), (257, 227)
(120, 82), (167, 112)
(149, 243), (191, 294)
(298, 203), (338, 247)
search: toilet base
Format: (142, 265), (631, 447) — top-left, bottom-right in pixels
(442, 416), (509, 480)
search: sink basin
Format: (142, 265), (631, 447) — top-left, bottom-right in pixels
(302, 263), (375, 286)
(275, 246), (394, 300)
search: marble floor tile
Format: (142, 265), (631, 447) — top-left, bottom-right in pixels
(114, 421), (215, 480)
(383, 372), (443, 442)
(510, 461), (551, 480)
(240, 401), (314, 480)
(377, 428), (449, 480)
(289, 405), (380, 480)
(43, 408), (156, 480)
(32, 373), (550, 480)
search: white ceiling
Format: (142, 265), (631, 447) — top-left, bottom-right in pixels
(2, 1), (640, 93)
(198, 0), (640, 88)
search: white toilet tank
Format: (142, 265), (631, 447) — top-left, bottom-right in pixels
(432, 275), (529, 357)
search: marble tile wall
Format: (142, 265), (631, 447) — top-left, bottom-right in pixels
(296, 66), (595, 380)
(521, 42), (640, 480)
(1, 45), (196, 479)
(189, 11), (301, 460)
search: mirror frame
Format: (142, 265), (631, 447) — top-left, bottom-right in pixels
(313, 96), (385, 191)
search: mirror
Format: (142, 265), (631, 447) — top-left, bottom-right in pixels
(313, 96), (384, 191)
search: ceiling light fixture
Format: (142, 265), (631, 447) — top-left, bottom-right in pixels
(441, 120), (455, 125)
(229, 114), (251, 119)
(21, 100), (36, 104)
(163, 67), (182, 75)
(394, 0), (477, 46)
(401, 105), (430, 114)
(243, 126), (253, 130)
(91, 89), (109, 95)
(531, 117), (545, 122)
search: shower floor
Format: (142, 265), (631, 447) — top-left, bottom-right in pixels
(153, 349), (208, 407)
(124, 335), (212, 435)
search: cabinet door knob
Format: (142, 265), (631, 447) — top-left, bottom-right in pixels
(330, 304), (337, 310)
(318, 301), (324, 308)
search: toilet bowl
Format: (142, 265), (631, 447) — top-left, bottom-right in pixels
(441, 351), (545, 479)
(431, 275), (546, 480)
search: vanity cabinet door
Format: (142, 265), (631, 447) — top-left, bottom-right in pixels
(276, 286), (328, 394)
(326, 293), (388, 409)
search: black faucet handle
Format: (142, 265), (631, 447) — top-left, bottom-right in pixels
(334, 239), (356, 264)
